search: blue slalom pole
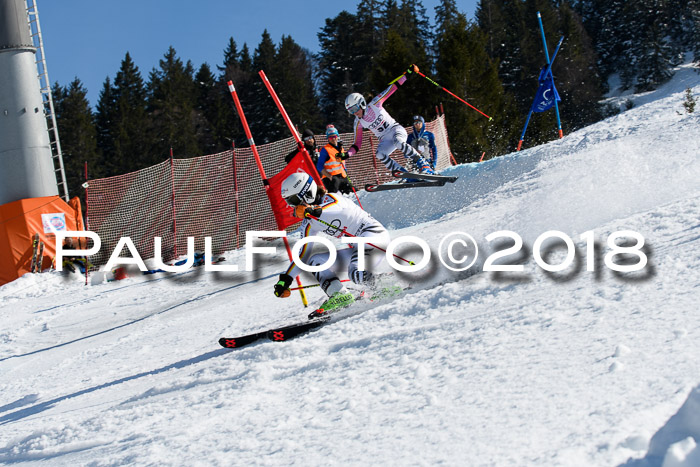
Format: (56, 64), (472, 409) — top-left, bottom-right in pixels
(537, 12), (563, 139)
(518, 22), (564, 151)
(517, 107), (535, 151)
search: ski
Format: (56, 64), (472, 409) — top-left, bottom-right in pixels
(392, 170), (458, 183)
(29, 233), (40, 273)
(266, 317), (330, 342)
(365, 180), (446, 192)
(34, 241), (45, 273)
(219, 281), (408, 350)
(218, 331), (267, 349)
(218, 316), (330, 349)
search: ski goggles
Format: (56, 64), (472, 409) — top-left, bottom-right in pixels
(347, 103), (362, 114)
(284, 194), (304, 206)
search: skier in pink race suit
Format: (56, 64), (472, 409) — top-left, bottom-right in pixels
(344, 64), (436, 177)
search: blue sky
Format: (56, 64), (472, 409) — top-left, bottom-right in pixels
(37, 0), (478, 107)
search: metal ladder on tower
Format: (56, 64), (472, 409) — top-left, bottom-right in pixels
(25, 0), (69, 201)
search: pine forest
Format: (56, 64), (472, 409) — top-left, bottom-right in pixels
(52, 0), (700, 199)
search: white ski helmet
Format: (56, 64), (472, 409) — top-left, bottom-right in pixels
(281, 172), (317, 206)
(345, 93), (366, 114)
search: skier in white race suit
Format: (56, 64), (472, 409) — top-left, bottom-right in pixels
(273, 172), (391, 311)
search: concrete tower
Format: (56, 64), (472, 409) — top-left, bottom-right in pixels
(0, 0), (59, 206)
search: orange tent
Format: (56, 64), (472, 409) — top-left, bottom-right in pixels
(0, 196), (84, 286)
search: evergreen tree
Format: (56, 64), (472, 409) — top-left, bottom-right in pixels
(433, 0), (461, 76)
(476, 0), (529, 102)
(195, 62), (235, 153)
(52, 79), (100, 198)
(147, 47), (201, 160)
(397, 0), (433, 53)
(93, 54), (150, 178)
(273, 36), (323, 133)
(65, 0), (698, 182)
(371, 29), (416, 124)
(239, 43), (253, 72)
(369, 0), (434, 123)
(94, 77), (116, 174)
(111, 52), (150, 173)
(248, 30), (285, 142)
(435, 14), (519, 159)
(221, 41), (254, 148)
(634, 0), (676, 91)
(220, 37), (239, 72)
(374, 0), (432, 75)
(434, 0), (461, 31)
(317, 11), (361, 132)
(355, 0), (384, 80)
(587, 0), (627, 81)
(555, 3), (606, 130)
(693, 0), (700, 66)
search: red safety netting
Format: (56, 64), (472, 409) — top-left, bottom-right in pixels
(85, 115), (453, 266)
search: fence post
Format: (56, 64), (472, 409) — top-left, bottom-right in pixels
(232, 142), (240, 250)
(84, 161), (89, 285)
(369, 131), (379, 184)
(440, 104), (458, 166)
(169, 148), (178, 259)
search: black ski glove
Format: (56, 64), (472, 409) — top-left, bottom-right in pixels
(339, 178), (353, 194)
(304, 206), (323, 218)
(274, 273), (293, 298)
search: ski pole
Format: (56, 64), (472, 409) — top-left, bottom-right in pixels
(388, 70), (409, 85)
(304, 213), (415, 266)
(388, 63), (421, 86)
(290, 279), (350, 291)
(408, 64), (493, 121)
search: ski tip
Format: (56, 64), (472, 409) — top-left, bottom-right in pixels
(219, 337), (240, 348)
(218, 332), (265, 349)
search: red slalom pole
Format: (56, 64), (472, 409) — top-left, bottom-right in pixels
(258, 70), (321, 184)
(410, 65), (493, 121)
(227, 81), (268, 179)
(227, 79), (309, 307)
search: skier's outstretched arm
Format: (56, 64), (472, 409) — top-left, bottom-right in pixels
(348, 118), (363, 156)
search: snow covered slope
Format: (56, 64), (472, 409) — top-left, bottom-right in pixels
(1, 63), (699, 466)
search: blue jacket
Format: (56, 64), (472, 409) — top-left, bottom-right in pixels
(407, 116), (438, 167)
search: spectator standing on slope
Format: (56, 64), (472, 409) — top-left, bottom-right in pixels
(407, 115), (438, 170)
(316, 124), (353, 194)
